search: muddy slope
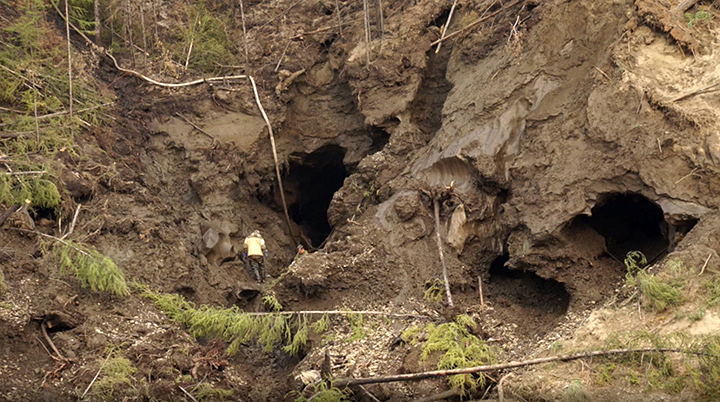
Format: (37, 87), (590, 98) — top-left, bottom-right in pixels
(3, 0), (720, 400)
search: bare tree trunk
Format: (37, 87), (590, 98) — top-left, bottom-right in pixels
(64, 0), (74, 131)
(239, 0), (251, 74)
(434, 198), (453, 307)
(335, 0), (343, 38)
(377, 0), (384, 43)
(94, 0), (101, 44)
(140, 2), (148, 65)
(362, 0), (371, 64)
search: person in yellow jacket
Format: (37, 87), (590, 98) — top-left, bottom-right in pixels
(243, 230), (268, 282)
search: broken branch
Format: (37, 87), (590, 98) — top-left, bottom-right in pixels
(178, 386), (199, 402)
(41, 320), (66, 361)
(2, 170), (46, 175)
(334, 347), (714, 387)
(435, 0), (459, 53)
(699, 253), (712, 276)
(672, 82), (720, 102)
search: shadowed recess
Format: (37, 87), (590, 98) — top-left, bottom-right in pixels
(284, 145), (348, 246)
(488, 254), (570, 318)
(589, 193), (668, 263)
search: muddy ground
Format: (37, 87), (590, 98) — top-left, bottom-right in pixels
(2, 0), (720, 401)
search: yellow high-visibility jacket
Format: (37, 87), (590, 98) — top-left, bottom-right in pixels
(244, 235), (266, 257)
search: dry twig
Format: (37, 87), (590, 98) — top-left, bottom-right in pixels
(498, 372), (513, 402)
(430, 0), (521, 47)
(81, 353), (111, 399)
(435, 0), (459, 53)
(595, 67), (611, 80)
(60, 203), (82, 240)
(672, 82), (720, 102)
(363, 0), (372, 64)
(699, 253), (712, 276)
(175, 113), (216, 144)
(478, 276), (485, 308)
(2, 170), (46, 175)
(41, 320), (66, 361)
(675, 167), (702, 184)
(178, 386), (199, 402)
(242, 310), (429, 319)
(239, 0), (251, 74)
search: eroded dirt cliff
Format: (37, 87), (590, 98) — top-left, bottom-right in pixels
(2, 0), (720, 400)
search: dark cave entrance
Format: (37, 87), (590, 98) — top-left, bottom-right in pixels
(285, 145), (347, 247)
(488, 254), (571, 319)
(588, 193), (668, 263)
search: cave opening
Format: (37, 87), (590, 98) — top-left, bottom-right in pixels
(488, 254), (570, 318)
(588, 193), (668, 263)
(285, 145), (348, 247)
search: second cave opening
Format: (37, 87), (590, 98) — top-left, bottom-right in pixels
(588, 193), (668, 262)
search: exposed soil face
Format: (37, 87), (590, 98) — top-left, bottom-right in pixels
(3, 0), (720, 400)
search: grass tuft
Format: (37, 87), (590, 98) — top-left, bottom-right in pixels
(562, 379), (590, 402)
(625, 252), (684, 311)
(89, 352), (137, 401)
(194, 383), (234, 402)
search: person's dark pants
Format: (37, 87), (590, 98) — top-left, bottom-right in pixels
(248, 255), (265, 282)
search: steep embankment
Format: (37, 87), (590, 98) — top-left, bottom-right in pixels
(2, 0), (720, 400)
